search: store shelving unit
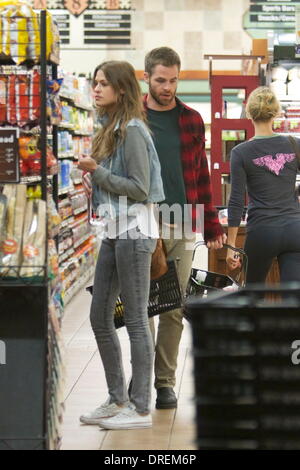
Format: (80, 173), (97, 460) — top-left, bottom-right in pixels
(0, 9), (63, 450)
(204, 55), (263, 206)
(55, 75), (96, 305)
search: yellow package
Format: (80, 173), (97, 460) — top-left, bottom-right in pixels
(46, 10), (54, 62)
(26, 6), (40, 62)
(1, 7), (13, 59)
(10, 8), (28, 65)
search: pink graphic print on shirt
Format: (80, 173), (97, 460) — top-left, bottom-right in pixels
(253, 153), (296, 175)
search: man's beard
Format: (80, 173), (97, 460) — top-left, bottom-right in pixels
(149, 83), (176, 107)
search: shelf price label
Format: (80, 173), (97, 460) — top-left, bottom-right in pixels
(0, 128), (19, 183)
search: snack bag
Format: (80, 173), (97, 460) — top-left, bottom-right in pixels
(0, 184), (27, 276)
(48, 238), (59, 280)
(20, 198), (46, 278)
(10, 8), (28, 65)
(0, 75), (7, 124)
(29, 69), (40, 121)
(48, 195), (61, 237)
(7, 74), (17, 125)
(16, 74), (30, 127)
(0, 6), (13, 59)
(47, 79), (63, 125)
(25, 5), (40, 62)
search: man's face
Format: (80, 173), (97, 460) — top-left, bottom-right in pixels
(145, 64), (179, 108)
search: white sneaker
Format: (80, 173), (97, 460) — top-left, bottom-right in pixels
(80, 400), (126, 425)
(98, 404), (152, 430)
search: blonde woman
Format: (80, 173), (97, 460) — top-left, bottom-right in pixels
(227, 86), (300, 283)
(78, 61), (164, 429)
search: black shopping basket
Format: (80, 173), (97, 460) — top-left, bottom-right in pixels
(86, 259), (182, 329)
(184, 283), (300, 450)
(184, 242), (247, 321)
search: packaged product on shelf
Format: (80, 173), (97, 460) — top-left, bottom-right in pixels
(47, 79), (63, 125)
(20, 198), (46, 278)
(0, 184), (27, 276)
(7, 74), (17, 125)
(16, 74), (30, 127)
(9, 8), (28, 65)
(18, 134), (41, 176)
(0, 191), (8, 242)
(0, 75), (7, 123)
(48, 239), (59, 280)
(49, 17), (60, 65)
(48, 195), (61, 236)
(47, 145), (58, 175)
(29, 69), (40, 122)
(0, 1), (41, 64)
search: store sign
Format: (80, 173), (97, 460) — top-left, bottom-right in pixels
(0, 129), (19, 184)
(31, 0), (132, 10)
(246, 0), (300, 30)
(250, 4), (295, 12)
(250, 13), (295, 22)
(83, 11), (131, 45)
(52, 13), (71, 44)
(64, 0), (89, 17)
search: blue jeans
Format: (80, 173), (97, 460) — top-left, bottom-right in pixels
(90, 233), (156, 414)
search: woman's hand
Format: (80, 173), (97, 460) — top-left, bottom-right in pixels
(78, 157), (97, 173)
(226, 247), (242, 270)
(206, 233), (227, 249)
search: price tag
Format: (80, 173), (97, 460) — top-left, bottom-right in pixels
(0, 128), (19, 183)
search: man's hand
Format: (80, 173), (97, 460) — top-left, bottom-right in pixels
(206, 233), (227, 249)
(78, 157), (97, 173)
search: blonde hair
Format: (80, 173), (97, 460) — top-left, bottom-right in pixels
(246, 86), (281, 122)
(92, 61), (146, 162)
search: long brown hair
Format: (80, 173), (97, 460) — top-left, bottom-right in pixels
(92, 61), (146, 162)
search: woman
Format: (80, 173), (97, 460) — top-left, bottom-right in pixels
(78, 61), (165, 430)
(226, 86), (300, 284)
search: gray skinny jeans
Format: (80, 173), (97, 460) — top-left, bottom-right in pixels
(90, 233), (156, 414)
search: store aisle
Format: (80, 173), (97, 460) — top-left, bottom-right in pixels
(61, 282), (197, 451)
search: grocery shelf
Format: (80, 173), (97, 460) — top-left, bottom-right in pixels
(63, 265), (94, 306)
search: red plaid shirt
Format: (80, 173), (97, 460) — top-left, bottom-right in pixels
(144, 95), (223, 241)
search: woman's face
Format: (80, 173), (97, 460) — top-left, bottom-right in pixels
(93, 69), (119, 111)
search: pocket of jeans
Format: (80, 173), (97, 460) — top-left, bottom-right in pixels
(135, 238), (157, 254)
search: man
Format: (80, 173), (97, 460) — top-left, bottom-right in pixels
(144, 47), (226, 409)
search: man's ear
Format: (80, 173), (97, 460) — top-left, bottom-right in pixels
(144, 72), (149, 84)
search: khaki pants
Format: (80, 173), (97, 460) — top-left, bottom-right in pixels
(149, 228), (195, 389)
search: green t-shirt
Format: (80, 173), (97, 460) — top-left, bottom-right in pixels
(147, 106), (187, 223)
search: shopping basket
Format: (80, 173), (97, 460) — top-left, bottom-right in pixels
(184, 242), (247, 321)
(86, 259), (182, 329)
(184, 284), (300, 450)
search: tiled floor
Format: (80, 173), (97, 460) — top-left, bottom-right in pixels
(61, 282), (197, 451)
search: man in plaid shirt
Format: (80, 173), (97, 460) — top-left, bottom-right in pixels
(144, 47), (226, 409)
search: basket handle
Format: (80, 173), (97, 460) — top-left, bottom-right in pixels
(192, 240), (246, 260)
(192, 240), (248, 286)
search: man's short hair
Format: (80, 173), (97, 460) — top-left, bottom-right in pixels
(145, 47), (181, 76)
